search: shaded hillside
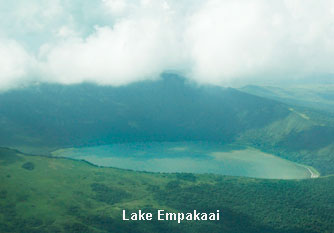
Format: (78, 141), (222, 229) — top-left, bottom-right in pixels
(1, 148), (333, 233)
(0, 74), (289, 149)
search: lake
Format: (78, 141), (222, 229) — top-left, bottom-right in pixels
(51, 141), (314, 179)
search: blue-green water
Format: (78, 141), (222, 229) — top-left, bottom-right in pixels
(52, 142), (313, 179)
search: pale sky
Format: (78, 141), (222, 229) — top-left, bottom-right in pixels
(1, 0), (334, 90)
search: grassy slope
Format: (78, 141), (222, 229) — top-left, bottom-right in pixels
(240, 85), (334, 114)
(238, 85), (334, 176)
(238, 107), (334, 175)
(1, 148), (333, 233)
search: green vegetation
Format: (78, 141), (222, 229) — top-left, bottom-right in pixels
(1, 77), (333, 177)
(0, 77), (333, 232)
(238, 109), (334, 175)
(240, 84), (334, 114)
(1, 148), (333, 233)
(0, 76), (333, 177)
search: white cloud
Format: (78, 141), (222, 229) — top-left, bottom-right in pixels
(1, 0), (334, 90)
(40, 16), (185, 85)
(185, 0), (334, 85)
(0, 39), (36, 90)
(102, 0), (131, 16)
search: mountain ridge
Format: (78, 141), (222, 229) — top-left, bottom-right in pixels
(0, 74), (333, 174)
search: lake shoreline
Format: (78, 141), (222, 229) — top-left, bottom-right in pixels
(51, 142), (317, 180)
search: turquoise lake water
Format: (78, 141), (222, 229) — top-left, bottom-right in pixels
(52, 141), (312, 179)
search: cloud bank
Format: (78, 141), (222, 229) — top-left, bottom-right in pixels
(1, 0), (334, 90)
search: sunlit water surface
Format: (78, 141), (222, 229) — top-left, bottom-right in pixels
(52, 142), (312, 179)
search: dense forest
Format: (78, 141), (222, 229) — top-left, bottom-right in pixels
(1, 148), (333, 233)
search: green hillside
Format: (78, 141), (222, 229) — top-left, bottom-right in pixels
(1, 148), (333, 233)
(0, 75), (333, 176)
(240, 85), (334, 114)
(0, 75), (290, 151)
(238, 106), (334, 175)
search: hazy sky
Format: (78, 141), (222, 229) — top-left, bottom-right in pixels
(1, 0), (334, 90)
